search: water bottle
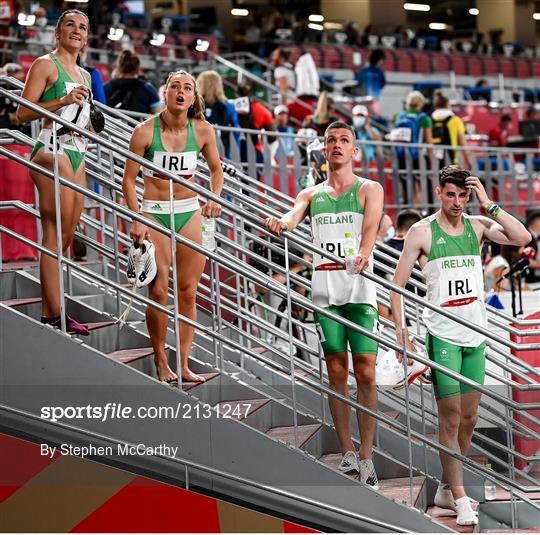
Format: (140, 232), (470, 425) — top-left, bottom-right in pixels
(484, 464), (497, 500)
(202, 217), (216, 251)
(343, 231), (357, 275)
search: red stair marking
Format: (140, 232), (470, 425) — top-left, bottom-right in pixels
(266, 424), (321, 447)
(426, 505), (476, 533)
(378, 476), (425, 505)
(214, 399), (270, 420)
(1, 297), (42, 307)
(108, 347), (154, 364)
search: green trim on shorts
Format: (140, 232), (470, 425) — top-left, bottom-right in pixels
(147, 210), (197, 233)
(425, 332), (486, 399)
(314, 303), (379, 356)
(30, 141), (85, 172)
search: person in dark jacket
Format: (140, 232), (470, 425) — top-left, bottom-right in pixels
(104, 50), (161, 115)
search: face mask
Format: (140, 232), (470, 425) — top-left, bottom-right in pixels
(36, 17), (48, 27)
(384, 226), (395, 242)
(353, 116), (366, 129)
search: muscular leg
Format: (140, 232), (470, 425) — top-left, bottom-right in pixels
(30, 152), (86, 318)
(353, 355), (378, 460)
(458, 391), (482, 459)
(325, 353), (355, 454)
(175, 211), (206, 382)
(145, 217), (175, 382)
(437, 395), (467, 500)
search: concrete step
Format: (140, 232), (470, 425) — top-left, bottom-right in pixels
(266, 424), (322, 448)
(426, 505), (478, 533)
(108, 347), (154, 364)
(1, 296), (42, 307)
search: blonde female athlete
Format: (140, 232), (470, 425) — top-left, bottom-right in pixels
(123, 71), (223, 383)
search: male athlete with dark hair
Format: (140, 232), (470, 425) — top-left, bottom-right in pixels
(390, 165), (530, 525)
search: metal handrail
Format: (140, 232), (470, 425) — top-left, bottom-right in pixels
(1, 87), (539, 501)
(0, 404), (407, 533)
(2, 159), (539, 500)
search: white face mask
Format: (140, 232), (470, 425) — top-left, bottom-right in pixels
(353, 116), (366, 129)
(36, 17), (48, 28)
(384, 226), (396, 242)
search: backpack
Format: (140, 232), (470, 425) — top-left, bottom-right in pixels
(390, 111), (426, 160)
(107, 79), (141, 112)
(432, 114), (454, 162)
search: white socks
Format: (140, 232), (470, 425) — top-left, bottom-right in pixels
(434, 483), (456, 510)
(454, 496), (478, 526)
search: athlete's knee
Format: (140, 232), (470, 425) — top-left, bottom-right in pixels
(326, 359), (348, 387)
(460, 412), (478, 431)
(439, 408), (461, 436)
(178, 284), (197, 309)
(149, 279), (169, 303)
(353, 359), (375, 385)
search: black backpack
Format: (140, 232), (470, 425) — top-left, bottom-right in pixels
(432, 115), (453, 162)
(108, 79), (142, 112)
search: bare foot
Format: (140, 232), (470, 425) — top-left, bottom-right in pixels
(181, 369), (206, 383)
(155, 359), (177, 383)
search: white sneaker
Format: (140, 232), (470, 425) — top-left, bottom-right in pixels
(126, 240), (157, 288)
(376, 350), (404, 387)
(337, 451), (359, 474)
(359, 458), (379, 490)
(402, 358), (430, 388)
(455, 496), (478, 526)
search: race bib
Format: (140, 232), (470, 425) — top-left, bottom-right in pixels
(439, 269), (480, 307)
(233, 96), (250, 115)
(389, 128), (412, 143)
(44, 130), (64, 155)
(153, 151), (197, 176)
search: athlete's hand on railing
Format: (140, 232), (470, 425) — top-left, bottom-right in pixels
(352, 252), (370, 274)
(395, 331), (417, 364)
(201, 200), (222, 218)
(265, 217), (289, 236)
(466, 176), (489, 206)
(131, 220), (149, 244)
(61, 85), (89, 108)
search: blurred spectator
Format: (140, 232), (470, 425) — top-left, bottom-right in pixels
(393, 25), (410, 49)
(272, 104), (295, 156)
(360, 24), (375, 47)
(525, 106), (539, 121)
(472, 33), (488, 54)
(234, 83), (275, 175)
(80, 50), (107, 105)
(0, 62), (30, 134)
(476, 78), (490, 88)
(104, 50), (161, 114)
(431, 90), (468, 166)
(484, 244), (524, 292)
(355, 49), (386, 112)
(488, 114), (513, 147)
(196, 70), (239, 158)
(302, 92), (339, 137)
(352, 104), (382, 162)
(271, 47), (295, 104)
(391, 90), (433, 205)
(344, 21), (359, 46)
(525, 211), (540, 283)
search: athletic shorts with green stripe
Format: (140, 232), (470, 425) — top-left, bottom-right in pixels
(314, 303), (379, 356)
(426, 332), (486, 399)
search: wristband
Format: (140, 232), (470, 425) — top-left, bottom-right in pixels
(483, 200), (495, 213)
(487, 203), (501, 218)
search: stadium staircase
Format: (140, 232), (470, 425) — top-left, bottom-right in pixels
(1, 78), (539, 533)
